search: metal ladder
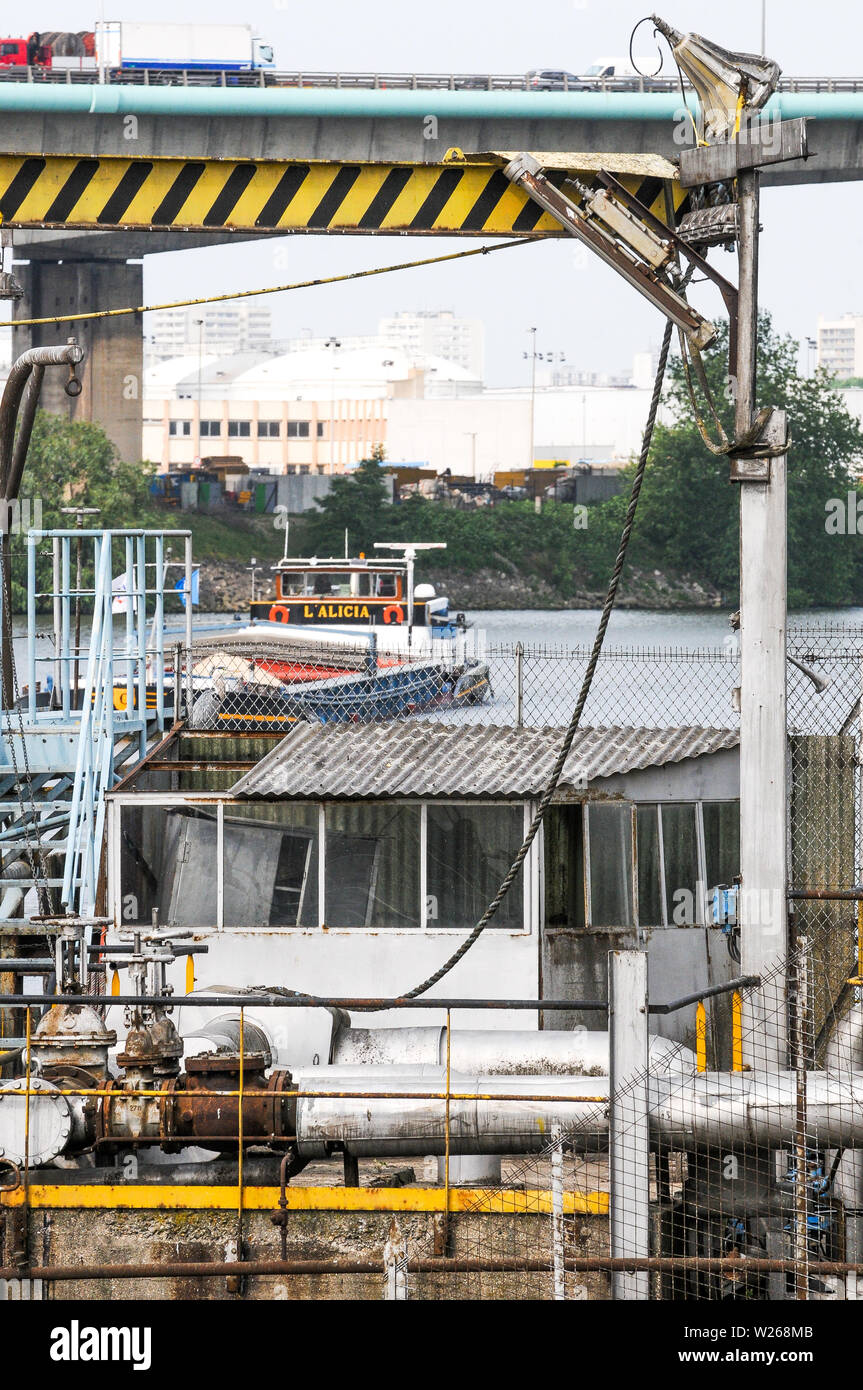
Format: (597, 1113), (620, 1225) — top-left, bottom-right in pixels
(0, 528), (191, 937)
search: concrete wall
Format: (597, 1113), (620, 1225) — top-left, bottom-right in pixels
(12, 258), (144, 463)
(0, 102), (851, 186)
(2, 1200), (609, 1301)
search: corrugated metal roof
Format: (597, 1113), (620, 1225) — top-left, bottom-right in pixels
(230, 724), (739, 800)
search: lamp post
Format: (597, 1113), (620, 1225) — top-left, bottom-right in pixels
(526, 327), (537, 472)
(464, 431), (478, 477)
(325, 336), (341, 474)
(195, 317), (204, 461)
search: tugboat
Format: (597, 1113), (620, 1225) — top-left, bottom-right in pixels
(247, 543), (463, 652)
(190, 543), (493, 729)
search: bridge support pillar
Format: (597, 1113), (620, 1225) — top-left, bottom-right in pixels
(12, 257), (143, 463)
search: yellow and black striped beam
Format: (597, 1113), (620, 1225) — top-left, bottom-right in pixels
(0, 151), (686, 237)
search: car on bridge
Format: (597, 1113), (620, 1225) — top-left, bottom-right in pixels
(525, 68), (585, 91)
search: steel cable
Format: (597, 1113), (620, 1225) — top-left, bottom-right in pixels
(0, 239), (530, 331)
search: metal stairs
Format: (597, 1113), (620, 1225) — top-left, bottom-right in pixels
(0, 529), (191, 955)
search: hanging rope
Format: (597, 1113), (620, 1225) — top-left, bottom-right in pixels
(395, 280), (691, 1002)
(0, 238), (531, 331)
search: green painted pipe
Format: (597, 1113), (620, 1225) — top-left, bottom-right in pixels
(0, 85), (858, 121)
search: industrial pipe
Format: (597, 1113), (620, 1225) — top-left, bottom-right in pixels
(824, 1004), (863, 1208)
(331, 1025), (695, 1076)
(7, 1064), (863, 1166)
(2, 1254), (863, 1283)
(0, 342), (84, 495)
(0, 857), (36, 920)
(0, 340), (85, 710)
(297, 1067), (863, 1157)
(0, 85), (852, 120)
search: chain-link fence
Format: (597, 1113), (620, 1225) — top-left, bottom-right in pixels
(178, 622), (863, 735)
(369, 624), (863, 1300)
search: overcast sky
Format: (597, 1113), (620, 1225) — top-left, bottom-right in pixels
(24, 0), (863, 383)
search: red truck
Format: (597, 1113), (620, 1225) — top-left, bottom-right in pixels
(0, 31), (95, 69)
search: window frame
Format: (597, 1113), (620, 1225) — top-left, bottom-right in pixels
(583, 801), (638, 931)
(547, 798), (740, 933)
(110, 794), (534, 935)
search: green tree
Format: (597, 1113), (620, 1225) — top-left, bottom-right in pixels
(627, 314), (863, 606)
(303, 454), (391, 556)
(8, 410), (156, 609)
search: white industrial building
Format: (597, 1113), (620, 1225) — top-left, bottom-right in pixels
(143, 340), (680, 475)
(142, 345), (481, 472)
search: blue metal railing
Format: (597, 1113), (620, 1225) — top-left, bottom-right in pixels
(8, 528), (193, 915)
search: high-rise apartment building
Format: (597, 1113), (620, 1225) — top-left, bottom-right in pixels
(817, 314), (863, 379)
(145, 303), (273, 362)
(376, 310), (483, 379)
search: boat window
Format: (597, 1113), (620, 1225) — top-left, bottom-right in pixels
(307, 572), (353, 597)
(585, 803), (635, 928)
(278, 572), (306, 597)
(324, 804), (421, 928)
(222, 805), (319, 928)
(374, 573), (399, 598)
(427, 803), (523, 930)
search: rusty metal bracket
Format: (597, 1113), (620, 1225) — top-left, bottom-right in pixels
(502, 154), (717, 349)
(596, 169), (739, 357)
(729, 407), (789, 482)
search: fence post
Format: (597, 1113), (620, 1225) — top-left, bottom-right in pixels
(384, 1216), (408, 1301)
(514, 641), (524, 727)
(551, 1123), (565, 1300)
(609, 949), (650, 1301)
(173, 643), (182, 726)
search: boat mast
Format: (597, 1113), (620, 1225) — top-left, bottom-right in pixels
(373, 541), (447, 646)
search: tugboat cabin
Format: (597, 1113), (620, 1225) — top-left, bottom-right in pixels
(250, 556), (451, 631)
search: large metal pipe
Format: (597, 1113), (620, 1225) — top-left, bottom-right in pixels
(332, 1026), (695, 1076)
(0, 857), (34, 920)
(824, 1004), (863, 1208)
(0, 85), (851, 121)
(0, 341), (84, 711)
(296, 1067), (863, 1157)
(0, 343), (84, 495)
(7, 1064), (863, 1165)
(295, 1067), (610, 1159)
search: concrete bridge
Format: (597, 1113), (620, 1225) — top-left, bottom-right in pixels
(3, 85), (861, 457)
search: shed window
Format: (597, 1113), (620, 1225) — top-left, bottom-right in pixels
(586, 803), (634, 928)
(116, 798), (532, 932)
(636, 805), (663, 926)
(222, 805), (318, 928)
(662, 803), (699, 924)
(703, 801), (740, 890)
(325, 804), (420, 928)
(427, 803), (523, 930)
